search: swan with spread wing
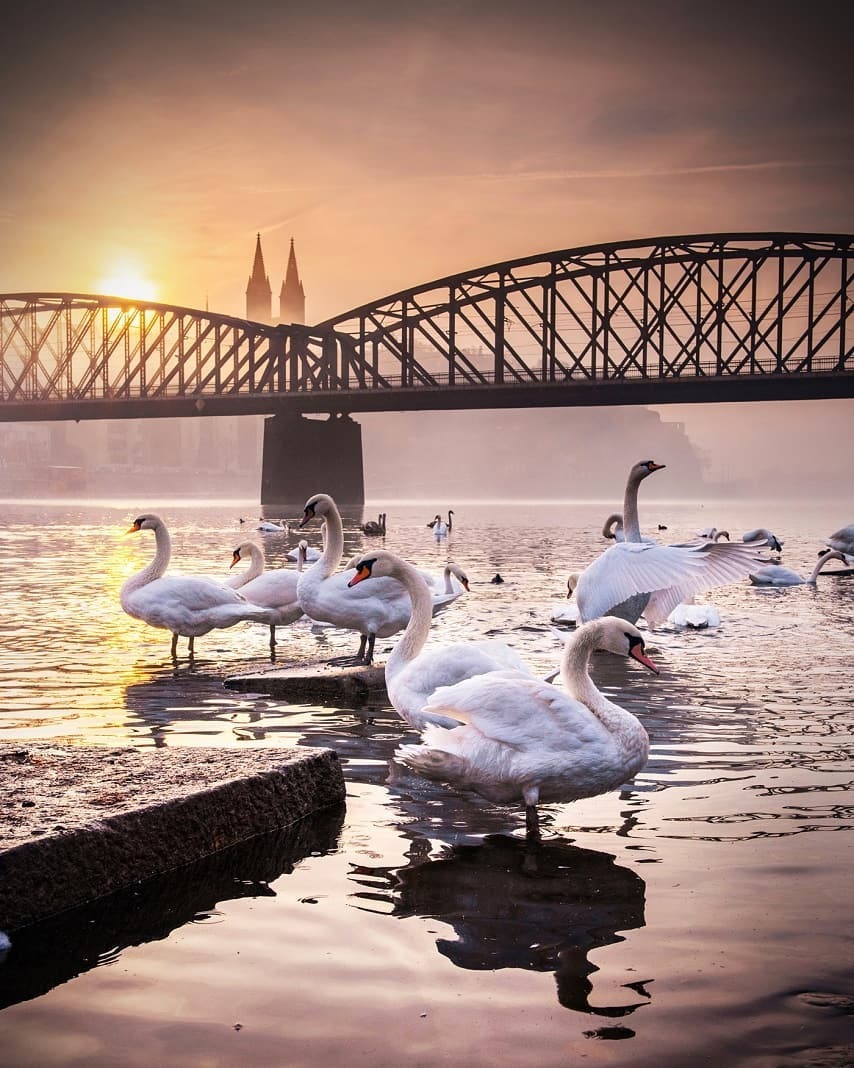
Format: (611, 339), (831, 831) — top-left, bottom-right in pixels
(572, 461), (768, 625)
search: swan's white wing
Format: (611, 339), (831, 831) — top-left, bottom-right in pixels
(430, 590), (464, 615)
(131, 576), (245, 614)
(642, 541), (768, 622)
(824, 524), (854, 553)
(421, 669), (592, 750)
(747, 564), (802, 586)
(127, 576), (277, 631)
(238, 570), (301, 609)
(391, 640), (533, 723)
(577, 541), (766, 623)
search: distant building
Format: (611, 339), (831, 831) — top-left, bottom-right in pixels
(279, 238), (306, 324)
(245, 233), (272, 323)
(245, 234), (305, 324)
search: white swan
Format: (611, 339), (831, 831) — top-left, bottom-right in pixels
(696, 528), (730, 541)
(225, 540), (265, 588)
(298, 494), (459, 664)
(120, 514), (276, 658)
(228, 540), (307, 649)
(574, 461), (768, 625)
(602, 513), (627, 542)
(423, 562), (470, 608)
(257, 518), (288, 534)
(667, 598), (721, 629)
(749, 549), (846, 587)
(602, 513), (655, 544)
(822, 523), (854, 557)
(743, 527), (783, 553)
(346, 549), (537, 730)
(432, 514), (449, 537)
(288, 544), (321, 562)
(550, 574), (581, 626)
(364, 560), (658, 840)
(550, 601), (580, 626)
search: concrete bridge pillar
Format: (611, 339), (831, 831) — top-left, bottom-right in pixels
(260, 412), (365, 507)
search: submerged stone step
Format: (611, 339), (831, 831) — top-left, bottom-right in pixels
(0, 742), (345, 931)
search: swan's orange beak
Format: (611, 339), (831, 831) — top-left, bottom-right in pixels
(348, 564), (371, 587)
(230, 551), (241, 569)
(461, 579), (470, 591)
(630, 641), (659, 674)
(648, 462), (666, 472)
(125, 521), (141, 535)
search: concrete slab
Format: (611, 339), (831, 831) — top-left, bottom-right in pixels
(0, 742), (345, 931)
(225, 661), (388, 706)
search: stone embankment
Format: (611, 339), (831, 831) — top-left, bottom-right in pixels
(0, 743), (345, 931)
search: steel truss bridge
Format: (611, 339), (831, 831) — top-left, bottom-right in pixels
(1, 232), (852, 423)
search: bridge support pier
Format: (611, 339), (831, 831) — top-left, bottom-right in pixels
(260, 412), (365, 507)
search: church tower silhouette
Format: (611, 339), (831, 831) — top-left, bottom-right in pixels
(245, 234), (272, 323)
(279, 238), (306, 324)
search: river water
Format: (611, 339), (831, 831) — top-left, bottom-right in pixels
(0, 496), (852, 1067)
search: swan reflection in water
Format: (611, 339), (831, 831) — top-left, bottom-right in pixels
(350, 832), (651, 1019)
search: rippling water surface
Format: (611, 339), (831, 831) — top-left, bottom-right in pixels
(1, 497), (852, 1067)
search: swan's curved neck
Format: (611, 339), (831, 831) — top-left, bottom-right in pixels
(122, 523), (171, 596)
(238, 544), (264, 585)
(602, 513), (623, 539)
(561, 627), (635, 736)
(315, 506), (344, 578)
(622, 472), (646, 542)
(384, 559), (434, 682)
(807, 550), (843, 584)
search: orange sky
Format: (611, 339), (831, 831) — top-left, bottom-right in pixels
(2, 2), (853, 323)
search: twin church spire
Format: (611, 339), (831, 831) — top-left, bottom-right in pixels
(246, 234), (305, 324)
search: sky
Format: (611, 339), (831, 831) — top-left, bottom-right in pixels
(1, 0), (852, 493)
(2, 0), (852, 320)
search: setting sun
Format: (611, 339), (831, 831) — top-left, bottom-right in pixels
(96, 259), (159, 302)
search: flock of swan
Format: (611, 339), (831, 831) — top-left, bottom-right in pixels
(119, 465), (852, 839)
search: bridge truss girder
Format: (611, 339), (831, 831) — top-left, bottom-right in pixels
(0, 294), (355, 420)
(318, 233), (853, 400)
(0, 233), (852, 422)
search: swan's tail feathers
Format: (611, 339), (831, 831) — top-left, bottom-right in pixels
(395, 743), (469, 784)
(240, 605), (280, 625)
(210, 604), (279, 629)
